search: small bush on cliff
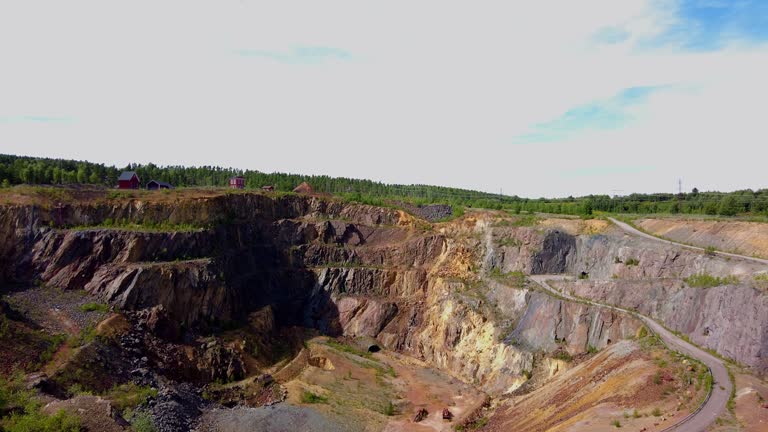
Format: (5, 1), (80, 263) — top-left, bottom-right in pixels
(0, 375), (82, 432)
(124, 410), (157, 432)
(301, 391), (328, 404)
(382, 401), (396, 416)
(70, 324), (98, 348)
(107, 383), (158, 412)
(705, 246), (717, 256)
(552, 350), (573, 362)
(3, 409), (82, 432)
(684, 273), (738, 288)
(624, 258), (639, 266)
(79, 303), (109, 313)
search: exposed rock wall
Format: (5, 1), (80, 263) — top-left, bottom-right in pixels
(2, 195), (735, 395)
(531, 231), (575, 274)
(565, 279), (768, 374)
(568, 228), (764, 280)
(482, 218), (767, 376)
(509, 291), (639, 353)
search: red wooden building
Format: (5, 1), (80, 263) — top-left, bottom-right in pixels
(229, 176), (245, 189)
(118, 171), (140, 189)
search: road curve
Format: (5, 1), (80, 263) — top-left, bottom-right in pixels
(607, 217), (768, 266)
(530, 275), (731, 432)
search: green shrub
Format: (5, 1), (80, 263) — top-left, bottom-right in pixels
(0, 375), (81, 431)
(3, 408), (82, 432)
(125, 411), (157, 432)
(684, 273), (739, 288)
(382, 401), (396, 416)
(651, 407), (662, 417)
(624, 258), (639, 266)
(611, 419), (622, 428)
(107, 383), (157, 411)
(458, 416), (488, 430)
(587, 345), (599, 354)
(70, 324), (98, 348)
(79, 303), (109, 313)
(637, 327), (648, 338)
(37, 334), (66, 366)
(705, 246), (717, 256)
(300, 391), (328, 404)
(718, 195), (740, 216)
(652, 371), (662, 385)
(552, 351), (573, 362)
(727, 367), (736, 413)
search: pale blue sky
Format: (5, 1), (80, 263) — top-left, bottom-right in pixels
(1, 0), (767, 197)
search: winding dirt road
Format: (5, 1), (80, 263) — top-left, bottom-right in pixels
(530, 274), (730, 432)
(607, 217), (768, 266)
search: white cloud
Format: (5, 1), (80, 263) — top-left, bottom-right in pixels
(0, 0), (766, 197)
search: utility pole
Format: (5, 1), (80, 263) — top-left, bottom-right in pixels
(678, 178), (682, 195)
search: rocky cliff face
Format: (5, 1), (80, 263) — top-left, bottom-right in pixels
(9, 194), (763, 392)
(0, 196), (649, 396)
(565, 279), (768, 374)
(474, 217), (768, 376)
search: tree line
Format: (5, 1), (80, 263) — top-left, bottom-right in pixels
(1, 154), (766, 217)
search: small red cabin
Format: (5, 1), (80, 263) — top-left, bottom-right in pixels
(118, 171), (140, 189)
(229, 176), (245, 189)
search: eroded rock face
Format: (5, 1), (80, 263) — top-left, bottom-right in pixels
(509, 292), (638, 353)
(531, 231), (576, 274)
(86, 260), (231, 326)
(197, 340), (246, 383)
(485, 220), (768, 376)
(2, 193), (764, 393)
(568, 228), (764, 280)
(566, 279), (768, 374)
